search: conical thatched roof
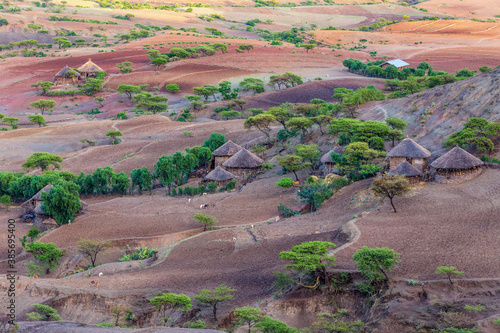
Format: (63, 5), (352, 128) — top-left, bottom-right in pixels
(32, 184), (53, 201)
(204, 166), (235, 182)
(386, 138), (431, 158)
(54, 65), (79, 78)
(388, 161), (421, 177)
(78, 59), (103, 73)
(430, 146), (484, 170)
(212, 140), (243, 157)
(321, 146), (344, 164)
(222, 148), (264, 169)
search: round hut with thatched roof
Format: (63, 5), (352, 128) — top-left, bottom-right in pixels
(388, 160), (421, 184)
(386, 137), (431, 173)
(78, 59), (104, 79)
(222, 148), (264, 177)
(54, 65), (81, 85)
(204, 166), (236, 186)
(21, 184), (53, 215)
(430, 146), (484, 184)
(212, 140), (243, 168)
(321, 145), (344, 175)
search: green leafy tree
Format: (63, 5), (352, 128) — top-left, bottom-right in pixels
(0, 194), (11, 211)
(154, 155), (176, 191)
(141, 167), (153, 195)
(276, 177), (294, 189)
(25, 241), (65, 274)
(311, 114), (333, 135)
(220, 110), (241, 119)
(192, 213), (218, 231)
(2, 117), (19, 129)
(150, 293), (192, 326)
(76, 239), (112, 267)
(332, 142), (385, 180)
(32, 81), (54, 95)
(28, 114), (46, 127)
(22, 152), (63, 172)
(286, 117), (313, 136)
(130, 168), (144, 194)
(254, 316), (298, 333)
(267, 107), (293, 130)
(197, 147), (212, 168)
(238, 43), (254, 52)
(294, 144), (321, 170)
(212, 42), (228, 53)
(152, 57), (168, 69)
(436, 266), (464, 285)
(234, 306), (263, 333)
(279, 241), (336, 288)
(165, 84), (180, 93)
(26, 304), (62, 321)
(300, 43), (315, 53)
(194, 285), (236, 321)
(202, 132), (226, 152)
(41, 179), (81, 225)
(239, 77), (265, 94)
(445, 118), (500, 153)
(82, 78), (104, 94)
(372, 174), (410, 213)
(352, 246), (400, 282)
(277, 155), (311, 181)
(95, 96), (105, 107)
(52, 37), (71, 48)
(244, 114), (276, 140)
(310, 310), (364, 333)
(385, 117), (407, 131)
(106, 130), (123, 144)
(117, 84), (140, 99)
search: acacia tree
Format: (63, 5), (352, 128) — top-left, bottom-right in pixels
(300, 43), (315, 53)
(294, 144), (321, 171)
(267, 107), (293, 131)
(352, 246), (400, 283)
(279, 241), (337, 288)
(149, 293), (192, 326)
(277, 155), (311, 181)
(244, 114), (276, 140)
(30, 100), (56, 115)
(436, 266), (464, 285)
(2, 117), (19, 129)
(25, 241), (65, 274)
(22, 152), (63, 172)
(234, 306), (263, 333)
(372, 174), (410, 213)
(28, 115), (46, 127)
(76, 239), (112, 267)
(117, 84), (140, 99)
(106, 130), (123, 144)
(194, 285), (236, 321)
(238, 44), (254, 52)
(192, 213), (218, 231)
(286, 117), (313, 136)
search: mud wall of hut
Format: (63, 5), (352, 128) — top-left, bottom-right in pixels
(390, 157), (427, 172)
(225, 168), (260, 178)
(434, 167), (482, 184)
(215, 156), (230, 167)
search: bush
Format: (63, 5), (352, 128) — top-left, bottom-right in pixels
(276, 177), (294, 188)
(187, 320), (205, 328)
(96, 323), (114, 327)
(118, 246), (156, 262)
(26, 304), (62, 321)
(278, 204), (301, 218)
(207, 181), (217, 193)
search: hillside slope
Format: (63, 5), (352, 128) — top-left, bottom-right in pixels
(360, 69), (500, 154)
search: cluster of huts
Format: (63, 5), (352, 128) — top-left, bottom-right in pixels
(320, 137), (485, 184)
(203, 140), (264, 186)
(53, 59), (104, 85)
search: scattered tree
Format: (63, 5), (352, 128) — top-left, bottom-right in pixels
(286, 117), (313, 136)
(106, 130), (123, 144)
(26, 304), (62, 321)
(300, 43), (315, 53)
(2, 117), (19, 129)
(95, 96), (105, 107)
(76, 239), (112, 267)
(28, 115), (46, 127)
(149, 292), (192, 326)
(40, 179), (81, 225)
(238, 43), (254, 52)
(352, 246), (400, 283)
(25, 241), (65, 274)
(29, 100), (55, 115)
(165, 84), (180, 93)
(194, 285), (236, 321)
(117, 84), (141, 99)
(277, 155), (311, 181)
(244, 114), (276, 140)
(109, 304), (130, 326)
(192, 213), (218, 231)
(234, 306), (263, 333)
(372, 174), (410, 213)
(22, 152), (63, 172)
(0, 194), (11, 211)
(436, 266), (464, 285)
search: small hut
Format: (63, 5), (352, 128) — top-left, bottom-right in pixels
(430, 146), (484, 184)
(21, 184), (53, 215)
(388, 160), (421, 184)
(212, 140), (243, 167)
(386, 137), (431, 173)
(320, 146), (344, 175)
(77, 59), (104, 79)
(380, 59), (410, 69)
(222, 148), (264, 177)
(54, 65), (80, 85)
(204, 166), (236, 186)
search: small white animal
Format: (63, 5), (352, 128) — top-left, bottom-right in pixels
(200, 204), (203, 209)
(188, 198), (191, 203)
(233, 237), (237, 242)
(203, 192), (207, 196)
(98, 272), (103, 277)
(251, 225), (254, 228)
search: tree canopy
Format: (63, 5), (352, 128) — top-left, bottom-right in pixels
(22, 152), (63, 172)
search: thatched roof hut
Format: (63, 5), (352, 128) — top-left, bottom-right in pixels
(22, 184), (53, 211)
(32, 184), (54, 201)
(204, 166), (235, 186)
(212, 140), (243, 157)
(54, 65), (80, 85)
(77, 59), (104, 78)
(388, 161), (421, 177)
(212, 140), (243, 167)
(387, 138), (431, 159)
(387, 137), (431, 172)
(223, 148), (263, 169)
(431, 146), (483, 170)
(320, 146), (344, 164)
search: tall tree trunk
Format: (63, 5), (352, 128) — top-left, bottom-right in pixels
(389, 196), (397, 213)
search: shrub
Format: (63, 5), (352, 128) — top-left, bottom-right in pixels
(187, 320), (205, 328)
(26, 304), (62, 321)
(207, 181), (217, 193)
(96, 323), (114, 327)
(276, 178), (294, 188)
(118, 246), (156, 262)
(278, 204), (301, 218)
